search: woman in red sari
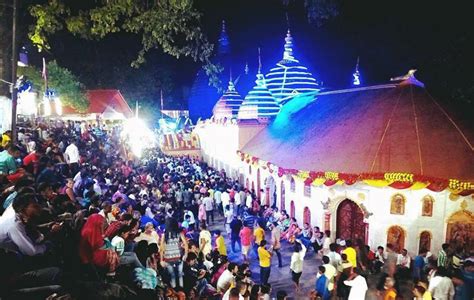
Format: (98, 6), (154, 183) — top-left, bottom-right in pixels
(79, 214), (119, 272)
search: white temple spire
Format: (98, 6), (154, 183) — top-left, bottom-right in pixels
(352, 57), (361, 86)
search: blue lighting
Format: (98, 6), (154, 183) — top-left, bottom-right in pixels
(213, 80), (243, 120)
(265, 30), (320, 104)
(271, 91), (318, 133)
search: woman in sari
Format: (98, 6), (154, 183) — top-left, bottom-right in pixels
(79, 213), (119, 273)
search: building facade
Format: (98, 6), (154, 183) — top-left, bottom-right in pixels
(192, 29), (474, 256)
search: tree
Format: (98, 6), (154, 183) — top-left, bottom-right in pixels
(28, 0), (219, 85)
(18, 60), (89, 112)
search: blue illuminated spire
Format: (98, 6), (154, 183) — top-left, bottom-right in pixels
(217, 20), (230, 55)
(352, 57), (361, 86)
(283, 30), (295, 61)
(239, 48), (281, 120)
(213, 70), (243, 120)
(265, 29), (319, 104)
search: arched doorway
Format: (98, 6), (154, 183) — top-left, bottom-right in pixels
(303, 207), (311, 225)
(251, 181), (255, 193)
(336, 199), (366, 243)
(419, 231), (432, 252)
(257, 169), (261, 201)
(280, 181), (286, 211)
(290, 177), (296, 192)
(265, 176), (276, 207)
(446, 210), (474, 252)
(387, 225), (405, 252)
(290, 201), (295, 219)
(245, 178), (250, 190)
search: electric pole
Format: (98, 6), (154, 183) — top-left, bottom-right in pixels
(10, 0), (18, 144)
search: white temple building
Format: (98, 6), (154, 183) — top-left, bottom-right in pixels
(191, 29), (474, 256)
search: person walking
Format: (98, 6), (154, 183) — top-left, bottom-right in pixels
(290, 240), (307, 293)
(344, 268), (368, 300)
(230, 216), (243, 253)
(240, 224), (253, 262)
(160, 217), (188, 289)
(253, 222), (265, 256)
(258, 240), (273, 285)
(203, 192), (214, 224)
(270, 222), (283, 268)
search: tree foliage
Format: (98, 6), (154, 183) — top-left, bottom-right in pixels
(18, 60), (89, 112)
(28, 0), (218, 83)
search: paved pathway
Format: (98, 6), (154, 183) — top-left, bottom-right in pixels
(207, 215), (414, 299)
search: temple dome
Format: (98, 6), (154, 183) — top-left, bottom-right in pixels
(212, 81), (243, 120)
(265, 30), (320, 104)
(238, 72), (280, 120)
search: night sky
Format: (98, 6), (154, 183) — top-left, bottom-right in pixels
(25, 0), (474, 114)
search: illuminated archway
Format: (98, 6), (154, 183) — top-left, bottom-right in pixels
(265, 176), (276, 207)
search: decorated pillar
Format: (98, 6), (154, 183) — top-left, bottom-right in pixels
(324, 211), (331, 232)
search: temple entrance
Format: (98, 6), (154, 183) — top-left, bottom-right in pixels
(265, 176), (276, 207)
(336, 199), (366, 243)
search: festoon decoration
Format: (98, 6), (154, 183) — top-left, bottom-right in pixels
(237, 150), (474, 196)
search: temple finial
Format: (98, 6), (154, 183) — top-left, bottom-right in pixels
(258, 48), (262, 74)
(244, 62), (249, 75)
(218, 20), (230, 55)
(352, 57), (361, 86)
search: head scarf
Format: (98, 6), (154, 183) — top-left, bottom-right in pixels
(79, 213), (108, 266)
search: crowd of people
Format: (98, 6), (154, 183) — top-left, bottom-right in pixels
(0, 121), (473, 300)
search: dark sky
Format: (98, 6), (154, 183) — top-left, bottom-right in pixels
(24, 0), (474, 113)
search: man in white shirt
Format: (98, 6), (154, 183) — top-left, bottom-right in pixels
(221, 190), (230, 209)
(0, 194), (48, 256)
(64, 140), (79, 164)
(396, 248), (411, 269)
(234, 191), (241, 215)
(203, 193), (214, 224)
(64, 140), (80, 175)
(428, 268), (455, 300)
(327, 243), (342, 271)
(344, 268), (368, 300)
(217, 262), (238, 293)
(214, 189), (222, 215)
(245, 191), (252, 208)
